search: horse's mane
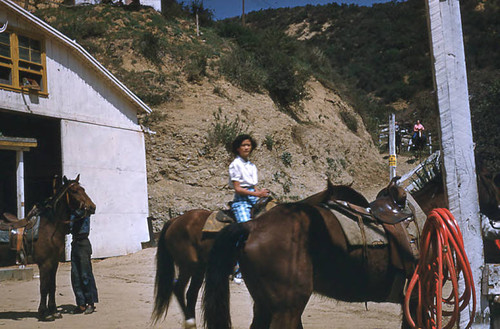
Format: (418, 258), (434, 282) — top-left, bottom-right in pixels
(408, 157), (443, 195)
(299, 180), (369, 207)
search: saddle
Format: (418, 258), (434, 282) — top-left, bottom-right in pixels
(324, 182), (420, 278)
(202, 196), (276, 233)
(0, 206), (41, 266)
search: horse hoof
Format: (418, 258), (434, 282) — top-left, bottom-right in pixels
(39, 314), (55, 322)
(53, 312), (63, 319)
(184, 318), (196, 329)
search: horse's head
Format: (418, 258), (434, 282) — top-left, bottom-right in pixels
(300, 179), (370, 207)
(478, 170), (500, 222)
(56, 175), (96, 218)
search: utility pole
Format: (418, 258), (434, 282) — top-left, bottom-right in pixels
(425, 0), (486, 326)
(388, 114), (397, 180)
(242, 0), (245, 26)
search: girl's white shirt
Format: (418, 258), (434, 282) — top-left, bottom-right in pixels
(229, 156), (258, 188)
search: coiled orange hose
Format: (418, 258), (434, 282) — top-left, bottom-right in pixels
(403, 208), (476, 329)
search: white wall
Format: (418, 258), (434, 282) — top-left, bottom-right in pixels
(61, 120), (149, 258)
(0, 11), (150, 258)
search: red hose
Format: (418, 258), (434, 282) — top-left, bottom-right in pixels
(403, 208), (476, 329)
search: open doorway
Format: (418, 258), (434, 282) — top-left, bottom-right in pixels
(0, 110), (62, 216)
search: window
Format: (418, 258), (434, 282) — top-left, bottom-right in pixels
(0, 30), (47, 94)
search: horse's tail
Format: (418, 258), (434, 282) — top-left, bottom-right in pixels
(151, 219), (175, 324)
(203, 222), (249, 329)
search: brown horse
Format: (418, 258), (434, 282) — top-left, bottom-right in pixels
(203, 179), (417, 329)
(152, 197), (278, 328)
(0, 175), (96, 321)
(410, 167), (500, 262)
(36, 175), (96, 321)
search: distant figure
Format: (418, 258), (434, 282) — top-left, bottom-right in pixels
(413, 120), (425, 140)
(70, 212), (98, 315)
(412, 119), (427, 152)
(395, 121), (401, 154)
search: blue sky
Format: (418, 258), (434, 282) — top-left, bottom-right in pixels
(202, 0), (395, 20)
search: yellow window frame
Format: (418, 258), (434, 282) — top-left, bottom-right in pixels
(0, 28), (48, 96)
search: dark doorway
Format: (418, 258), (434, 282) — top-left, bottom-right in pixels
(0, 110), (62, 215)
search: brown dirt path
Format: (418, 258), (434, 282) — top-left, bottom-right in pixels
(0, 247), (403, 329)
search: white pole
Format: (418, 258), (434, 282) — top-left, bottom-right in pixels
(16, 150), (25, 219)
(388, 114), (396, 180)
(425, 0), (486, 326)
(196, 12), (199, 37)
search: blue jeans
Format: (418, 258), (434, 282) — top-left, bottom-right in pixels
(231, 188), (258, 223)
(71, 238), (98, 306)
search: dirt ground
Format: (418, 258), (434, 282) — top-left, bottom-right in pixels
(0, 247), (404, 329)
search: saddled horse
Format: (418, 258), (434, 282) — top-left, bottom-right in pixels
(411, 130), (426, 156)
(152, 197), (276, 328)
(0, 175), (96, 321)
(203, 178), (423, 329)
(411, 166), (500, 262)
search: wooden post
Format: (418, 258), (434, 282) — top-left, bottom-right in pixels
(242, 0), (245, 26)
(196, 12), (200, 37)
(425, 0), (487, 326)
(388, 114), (397, 180)
(16, 150), (25, 219)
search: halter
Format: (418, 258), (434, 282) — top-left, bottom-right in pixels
(46, 181), (82, 218)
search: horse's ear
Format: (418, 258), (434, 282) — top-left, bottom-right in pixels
(75, 174), (80, 183)
(63, 176), (68, 184)
(389, 176), (401, 188)
(493, 173), (500, 188)
(52, 175), (61, 194)
(327, 178), (335, 191)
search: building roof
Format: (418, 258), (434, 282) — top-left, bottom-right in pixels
(0, 0), (151, 114)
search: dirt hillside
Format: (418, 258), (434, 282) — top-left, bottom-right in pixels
(143, 75), (393, 231)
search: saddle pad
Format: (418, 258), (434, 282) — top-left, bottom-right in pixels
(0, 215), (40, 244)
(332, 210), (388, 247)
(202, 211), (232, 232)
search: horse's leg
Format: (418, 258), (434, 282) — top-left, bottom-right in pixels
(270, 309), (304, 329)
(37, 263), (54, 321)
(48, 261), (62, 318)
(250, 302), (272, 329)
(184, 267), (204, 329)
(172, 266), (191, 324)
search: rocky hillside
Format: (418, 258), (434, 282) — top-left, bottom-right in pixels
(30, 4), (404, 231)
(143, 77), (390, 230)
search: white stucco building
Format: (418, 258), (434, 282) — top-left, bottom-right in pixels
(0, 0), (151, 258)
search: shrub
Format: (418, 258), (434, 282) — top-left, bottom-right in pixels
(281, 152), (292, 167)
(185, 53), (208, 83)
(208, 108), (248, 151)
(339, 111), (358, 133)
(264, 135), (274, 150)
(138, 32), (164, 65)
(219, 48), (265, 93)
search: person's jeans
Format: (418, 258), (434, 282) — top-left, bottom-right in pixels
(231, 189), (258, 223)
(71, 238), (98, 306)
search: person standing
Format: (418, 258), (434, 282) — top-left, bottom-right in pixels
(229, 134), (269, 223)
(70, 212), (98, 315)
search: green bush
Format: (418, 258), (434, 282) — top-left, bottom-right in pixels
(208, 108), (248, 151)
(281, 151), (292, 167)
(185, 53), (208, 83)
(138, 32), (164, 65)
(339, 111), (358, 133)
(219, 48), (266, 93)
(264, 135), (274, 150)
